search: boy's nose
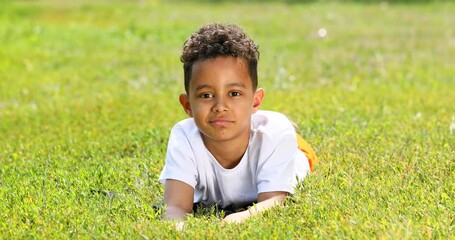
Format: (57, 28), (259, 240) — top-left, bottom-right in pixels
(212, 97), (228, 112)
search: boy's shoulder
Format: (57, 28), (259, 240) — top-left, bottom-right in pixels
(170, 117), (199, 138)
(253, 110), (289, 121)
(252, 110), (295, 136)
(167, 118), (205, 154)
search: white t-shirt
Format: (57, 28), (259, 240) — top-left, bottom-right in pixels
(159, 110), (310, 208)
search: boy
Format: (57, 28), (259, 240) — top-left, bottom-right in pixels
(158, 23), (317, 223)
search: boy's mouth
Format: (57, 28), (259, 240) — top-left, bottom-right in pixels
(209, 119), (234, 126)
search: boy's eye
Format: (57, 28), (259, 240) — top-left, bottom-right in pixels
(229, 91), (241, 97)
(200, 93), (214, 99)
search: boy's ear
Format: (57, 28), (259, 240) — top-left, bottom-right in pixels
(252, 88), (264, 112)
(179, 93), (193, 117)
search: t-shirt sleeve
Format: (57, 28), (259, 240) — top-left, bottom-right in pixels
(256, 132), (297, 194)
(158, 124), (198, 188)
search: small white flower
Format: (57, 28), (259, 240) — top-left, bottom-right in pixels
(318, 28), (328, 38)
(30, 102), (38, 111)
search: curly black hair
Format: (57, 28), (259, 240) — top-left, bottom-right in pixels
(181, 23), (260, 93)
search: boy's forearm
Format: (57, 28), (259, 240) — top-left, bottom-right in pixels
(249, 195), (286, 216)
(224, 195), (286, 223)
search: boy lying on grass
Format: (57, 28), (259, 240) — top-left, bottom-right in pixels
(158, 23), (318, 224)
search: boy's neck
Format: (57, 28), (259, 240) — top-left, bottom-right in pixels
(202, 133), (250, 169)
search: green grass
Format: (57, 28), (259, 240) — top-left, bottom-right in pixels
(1, 0), (454, 238)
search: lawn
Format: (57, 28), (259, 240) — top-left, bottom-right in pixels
(0, 0), (454, 238)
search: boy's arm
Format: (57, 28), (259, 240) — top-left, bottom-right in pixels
(223, 191), (288, 223)
(163, 179), (194, 221)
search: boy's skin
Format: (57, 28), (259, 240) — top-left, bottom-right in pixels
(163, 56), (288, 223)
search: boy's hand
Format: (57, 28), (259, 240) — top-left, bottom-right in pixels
(223, 211), (249, 223)
(174, 221), (185, 231)
(224, 192), (288, 223)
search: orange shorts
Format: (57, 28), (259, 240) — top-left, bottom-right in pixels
(296, 134), (318, 172)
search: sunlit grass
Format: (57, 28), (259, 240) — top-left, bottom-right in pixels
(0, 1), (454, 238)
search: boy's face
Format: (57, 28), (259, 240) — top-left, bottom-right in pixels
(179, 56), (264, 144)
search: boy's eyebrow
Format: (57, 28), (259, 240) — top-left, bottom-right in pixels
(194, 82), (247, 91)
(226, 82), (247, 88)
(194, 84), (211, 91)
